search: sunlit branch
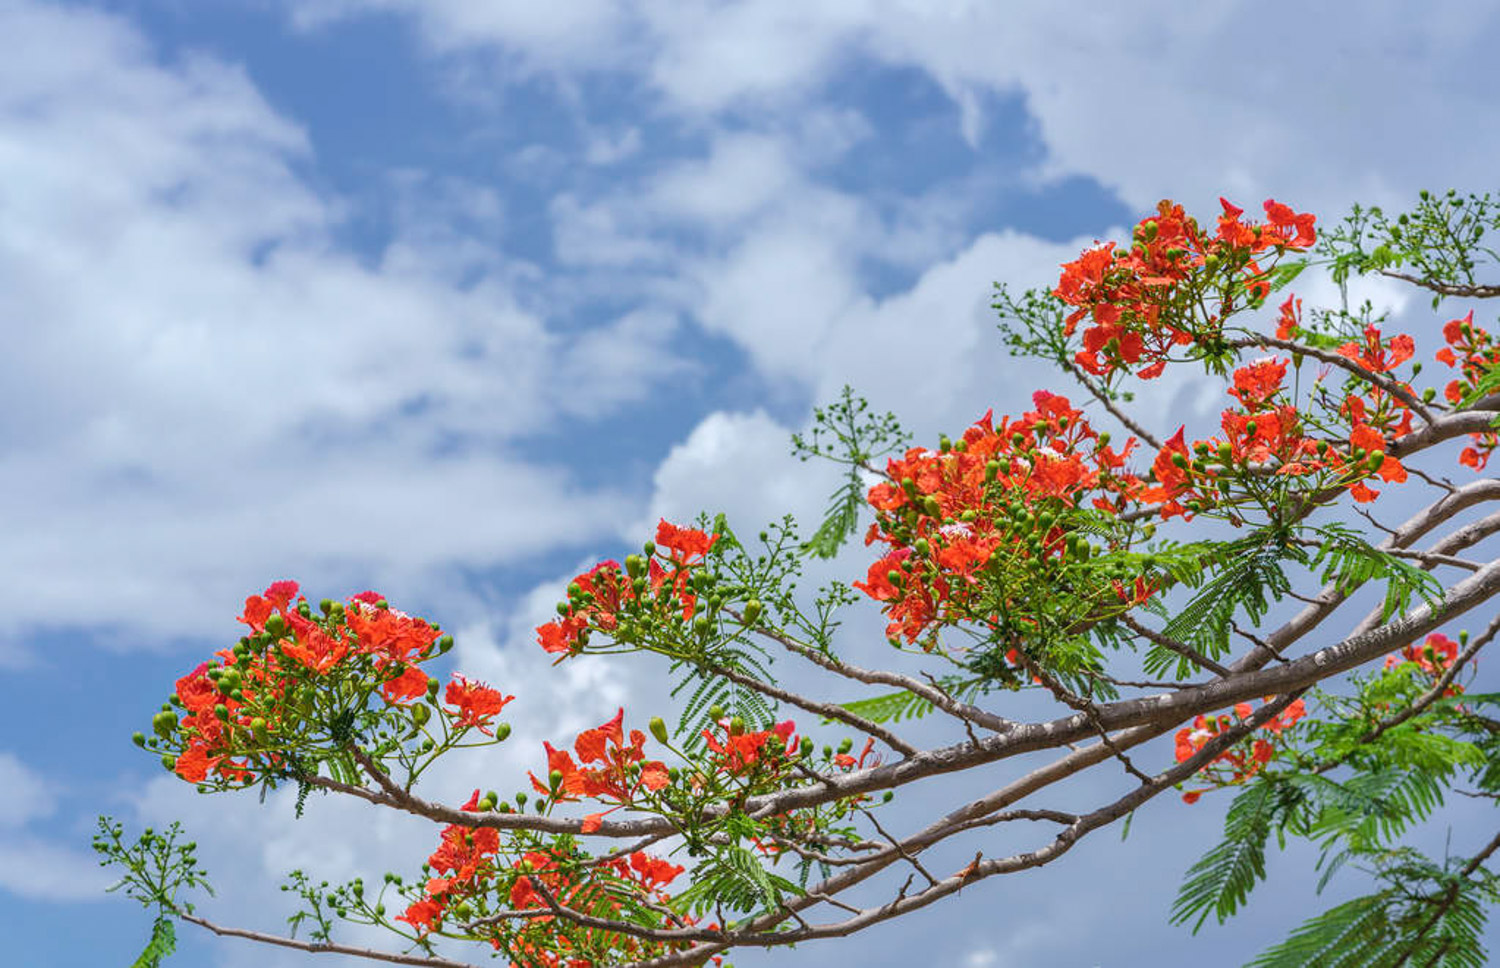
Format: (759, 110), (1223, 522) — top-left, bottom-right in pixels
(175, 908), (478, 968)
(700, 659), (919, 756)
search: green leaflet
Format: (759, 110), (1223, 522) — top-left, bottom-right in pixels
(1309, 523), (1442, 621)
(1244, 893), (1394, 968)
(790, 386), (910, 560)
(129, 917), (176, 968)
(1171, 781), (1278, 931)
(673, 844), (804, 919)
(837, 676), (986, 725)
(1245, 887), (1491, 968)
(1153, 535), (1298, 677)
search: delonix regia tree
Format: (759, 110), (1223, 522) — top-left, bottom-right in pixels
(98, 190), (1500, 968)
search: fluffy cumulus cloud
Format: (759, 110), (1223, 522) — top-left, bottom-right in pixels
(280, 0), (1500, 212)
(0, 752), (110, 902)
(0, 0), (698, 652)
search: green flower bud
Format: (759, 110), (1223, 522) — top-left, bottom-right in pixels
(152, 711), (176, 737)
(709, 705), (726, 721)
(625, 554), (646, 577)
(132, 732), (147, 748)
(729, 716), (745, 736)
(649, 717), (670, 745)
(160, 755), (177, 771)
(411, 703), (431, 727)
(913, 538), (930, 556)
(213, 703), (229, 721)
(741, 599), (763, 626)
(264, 613), (286, 636)
(494, 722), (511, 742)
(642, 540), (656, 557)
(837, 737), (853, 754)
(549, 769), (564, 791)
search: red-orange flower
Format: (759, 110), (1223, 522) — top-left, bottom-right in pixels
(443, 675), (514, 733)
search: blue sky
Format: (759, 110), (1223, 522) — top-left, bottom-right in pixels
(2, 2), (1498, 966)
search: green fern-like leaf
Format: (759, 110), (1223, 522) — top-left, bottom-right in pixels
(1172, 781), (1277, 931)
(804, 473), (863, 559)
(1309, 523), (1442, 621)
(130, 917), (176, 968)
(1244, 893), (1393, 968)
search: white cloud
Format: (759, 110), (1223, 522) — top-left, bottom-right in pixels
(281, 0), (1500, 219)
(0, 837), (114, 901)
(0, 0), (694, 650)
(0, 753), (56, 828)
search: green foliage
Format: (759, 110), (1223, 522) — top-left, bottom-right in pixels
(673, 843), (804, 921)
(1308, 523), (1443, 622)
(791, 386), (910, 559)
(838, 675), (987, 724)
(129, 917), (176, 968)
(1322, 189), (1500, 307)
(1245, 870), (1494, 968)
(1151, 532), (1298, 677)
(1171, 781), (1279, 931)
(95, 819), (213, 968)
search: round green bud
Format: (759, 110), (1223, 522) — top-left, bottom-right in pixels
(213, 704), (229, 721)
(642, 540), (656, 557)
(837, 737), (853, 755)
(411, 704), (431, 727)
(494, 722), (511, 742)
(709, 705), (726, 721)
(649, 717), (670, 745)
(741, 599), (763, 626)
(728, 716), (746, 736)
(549, 769), (564, 790)
(132, 732), (147, 748)
(264, 614), (286, 636)
(160, 755), (177, 771)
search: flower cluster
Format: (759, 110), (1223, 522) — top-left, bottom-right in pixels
(1054, 198), (1316, 380)
(536, 519), (718, 658)
(1434, 309), (1499, 469)
(1140, 353), (1410, 519)
(855, 392), (1142, 643)
(146, 582), (508, 786)
(530, 709), (671, 832)
(1383, 633), (1465, 698)
(701, 717), (799, 777)
(1174, 698), (1307, 803)
(396, 791), (697, 968)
